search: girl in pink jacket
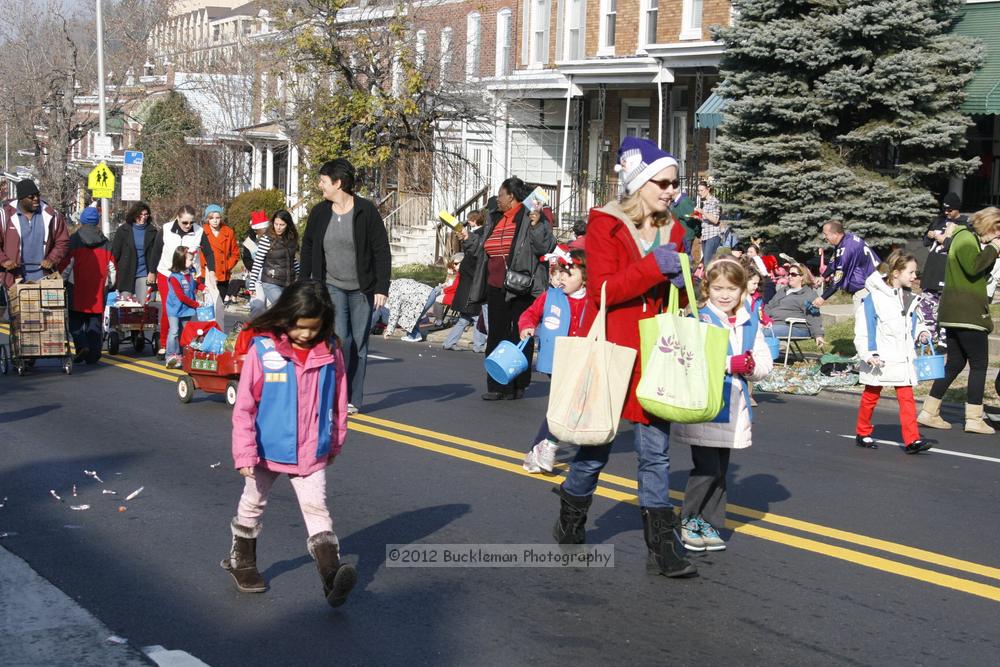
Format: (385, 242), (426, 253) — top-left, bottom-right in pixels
(223, 280), (355, 608)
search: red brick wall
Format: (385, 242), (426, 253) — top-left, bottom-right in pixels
(409, 1), (517, 79)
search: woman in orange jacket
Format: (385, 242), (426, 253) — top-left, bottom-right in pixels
(203, 204), (240, 298)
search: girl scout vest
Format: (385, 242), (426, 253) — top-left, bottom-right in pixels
(166, 271), (197, 318)
(535, 287), (587, 375)
(702, 302), (759, 424)
(252, 336), (337, 464)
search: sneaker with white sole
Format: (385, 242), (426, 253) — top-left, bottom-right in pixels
(347, 404), (359, 415)
(401, 333), (423, 342)
(697, 517), (726, 551)
(522, 449), (542, 473)
(679, 517), (706, 551)
(532, 439), (559, 472)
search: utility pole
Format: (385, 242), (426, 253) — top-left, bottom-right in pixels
(96, 0), (111, 235)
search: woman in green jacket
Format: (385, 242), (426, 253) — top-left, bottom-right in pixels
(918, 207), (1000, 434)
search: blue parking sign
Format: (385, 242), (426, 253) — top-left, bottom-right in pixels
(124, 150), (144, 166)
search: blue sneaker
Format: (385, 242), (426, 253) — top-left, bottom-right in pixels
(696, 517), (726, 551)
(679, 517), (706, 551)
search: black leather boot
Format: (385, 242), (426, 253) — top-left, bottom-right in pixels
(641, 507), (698, 578)
(220, 518), (267, 593)
(307, 531), (357, 608)
(552, 486), (592, 545)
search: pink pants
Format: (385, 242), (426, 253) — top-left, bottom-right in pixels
(236, 467), (333, 537)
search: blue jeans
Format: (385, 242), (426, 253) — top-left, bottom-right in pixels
(327, 285), (374, 407)
(562, 421), (672, 508)
(409, 286), (442, 337)
(702, 235), (723, 267)
(249, 283), (284, 318)
(167, 315), (192, 357)
(769, 322), (811, 339)
(442, 315), (487, 350)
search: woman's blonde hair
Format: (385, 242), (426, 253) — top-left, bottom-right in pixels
(619, 191), (671, 228)
(881, 250), (917, 286)
(700, 257), (747, 304)
(970, 207), (1000, 238)
(791, 263), (816, 286)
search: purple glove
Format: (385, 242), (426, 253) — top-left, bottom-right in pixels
(651, 244), (686, 288)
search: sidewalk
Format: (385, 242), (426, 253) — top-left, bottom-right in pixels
(0, 546), (208, 667)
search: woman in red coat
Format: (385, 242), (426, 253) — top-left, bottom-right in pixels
(553, 137), (697, 579)
(60, 206), (116, 364)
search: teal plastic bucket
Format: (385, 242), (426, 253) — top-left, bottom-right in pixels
(485, 338), (529, 385)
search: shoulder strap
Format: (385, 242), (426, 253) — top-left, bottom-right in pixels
(863, 295), (878, 352)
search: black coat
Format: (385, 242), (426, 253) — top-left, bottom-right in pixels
(465, 205), (555, 305)
(300, 196), (392, 295)
(452, 227), (484, 315)
(110, 221), (158, 292)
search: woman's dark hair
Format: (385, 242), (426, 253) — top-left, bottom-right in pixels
(500, 177), (530, 202)
(567, 248), (587, 282)
(698, 180), (712, 192)
(169, 246), (190, 273)
(125, 202), (151, 226)
(572, 219), (587, 238)
(175, 204), (196, 220)
(247, 280), (337, 348)
(319, 158), (356, 194)
(268, 210), (298, 246)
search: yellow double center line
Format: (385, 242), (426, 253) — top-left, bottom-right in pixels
(5, 331), (1000, 603)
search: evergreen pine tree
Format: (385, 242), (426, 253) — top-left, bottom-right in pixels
(712, 0), (984, 251)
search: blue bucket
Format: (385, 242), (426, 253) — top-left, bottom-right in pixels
(914, 344), (945, 382)
(764, 335), (780, 361)
(485, 338), (529, 385)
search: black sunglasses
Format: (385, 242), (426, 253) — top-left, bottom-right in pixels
(648, 178), (681, 190)
(788, 271), (802, 277)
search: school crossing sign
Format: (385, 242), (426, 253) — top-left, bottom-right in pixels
(88, 162), (116, 199)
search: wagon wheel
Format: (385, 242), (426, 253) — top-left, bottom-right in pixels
(14, 357), (27, 376)
(225, 380), (239, 408)
(177, 375), (195, 404)
(108, 331), (120, 355)
(63, 356), (73, 375)
(0, 344), (8, 375)
(132, 332), (146, 354)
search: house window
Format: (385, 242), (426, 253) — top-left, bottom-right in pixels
(415, 29), (427, 69)
(466, 13), (481, 79)
(598, 0), (616, 54)
(530, 0), (550, 65)
(440, 27), (453, 82)
(621, 100), (651, 140)
(680, 0), (703, 40)
(496, 9), (512, 76)
(564, 0), (586, 60)
(643, 0), (658, 47)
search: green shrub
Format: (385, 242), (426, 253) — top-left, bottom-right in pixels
(225, 189), (288, 240)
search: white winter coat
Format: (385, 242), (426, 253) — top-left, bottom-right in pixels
(853, 272), (929, 387)
(672, 302), (774, 450)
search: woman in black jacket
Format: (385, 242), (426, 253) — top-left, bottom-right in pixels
(111, 201), (157, 301)
(300, 158), (392, 414)
(461, 177), (555, 400)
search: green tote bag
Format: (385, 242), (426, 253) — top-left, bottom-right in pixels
(635, 254), (729, 423)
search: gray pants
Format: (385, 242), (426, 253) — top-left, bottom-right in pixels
(681, 446), (731, 531)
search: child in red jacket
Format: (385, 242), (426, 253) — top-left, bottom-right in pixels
(60, 206), (116, 364)
(519, 247), (593, 473)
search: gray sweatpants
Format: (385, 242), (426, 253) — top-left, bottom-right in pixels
(681, 446), (732, 531)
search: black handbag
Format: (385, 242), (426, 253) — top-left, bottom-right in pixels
(503, 268), (533, 295)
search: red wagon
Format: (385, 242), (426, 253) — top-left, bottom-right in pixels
(176, 346), (245, 407)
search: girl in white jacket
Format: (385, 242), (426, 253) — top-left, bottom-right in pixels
(854, 252), (932, 454)
(674, 259), (773, 552)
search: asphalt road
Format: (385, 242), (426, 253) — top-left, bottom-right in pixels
(1, 332), (999, 666)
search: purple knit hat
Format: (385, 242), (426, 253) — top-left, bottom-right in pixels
(614, 137), (678, 195)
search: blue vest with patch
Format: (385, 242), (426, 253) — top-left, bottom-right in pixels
(702, 301), (759, 424)
(535, 288), (571, 375)
(252, 337), (337, 464)
(166, 271), (197, 318)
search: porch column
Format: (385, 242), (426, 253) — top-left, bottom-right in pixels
(265, 145), (275, 190)
(251, 143), (262, 189)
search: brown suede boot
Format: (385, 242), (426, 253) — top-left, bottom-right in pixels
(965, 404), (995, 435)
(307, 531), (356, 608)
(220, 519), (267, 593)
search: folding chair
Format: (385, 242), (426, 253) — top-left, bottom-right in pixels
(782, 317), (813, 366)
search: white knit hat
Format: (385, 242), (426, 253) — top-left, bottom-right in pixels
(614, 137), (679, 195)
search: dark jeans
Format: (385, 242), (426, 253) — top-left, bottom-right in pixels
(702, 235), (723, 267)
(931, 328), (988, 405)
(485, 286), (535, 393)
(682, 446), (731, 531)
(69, 311), (103, 364)
(327, 285), (374, 408)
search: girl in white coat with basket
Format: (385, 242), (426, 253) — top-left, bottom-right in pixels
(853, 251), (932, 454)
(673, 259), (773, 552)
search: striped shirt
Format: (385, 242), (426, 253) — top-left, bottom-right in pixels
(483, 203), (522, 258)
(698, 195), (722, 241)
